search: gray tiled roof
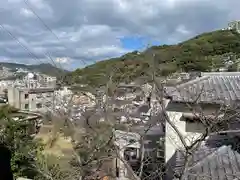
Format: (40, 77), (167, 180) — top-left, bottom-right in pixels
(174, 133), (240, 180)
(180, 145), (240, 180)
(167, 72), (240, 105)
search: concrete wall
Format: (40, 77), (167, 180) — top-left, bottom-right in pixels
(165, 111), (205, 162)
(19, 90), (29, 110)
(28, 92), (54, 112)
(8, 87), (54, 112)
(165, 103), (217, 163)
(7, 87), (15, 107)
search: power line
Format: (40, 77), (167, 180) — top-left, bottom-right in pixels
(0, 27), (67, 112)
(0, 23), (64, 80)
(23, 0), (125, 77)
(0, 24), (44, 64)
(23, 0), (88, 67)
(0, 24), (44, 65)
(23, 0), (140, 84)
(0, 24), (73, 113)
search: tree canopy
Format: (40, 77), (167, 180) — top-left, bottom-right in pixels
(0, 105), (42, 179)
(67, 30), (240, 87)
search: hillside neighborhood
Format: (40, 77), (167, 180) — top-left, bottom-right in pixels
(3, 63), (240, 179)
(1, 8), (240, 180)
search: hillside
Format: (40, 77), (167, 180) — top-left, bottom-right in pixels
(68, 30), (240, 87)
(0, 62), (68, 78)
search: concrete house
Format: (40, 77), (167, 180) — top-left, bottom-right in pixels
(164, 72), (240, 178)
(8, 86), (55, 112)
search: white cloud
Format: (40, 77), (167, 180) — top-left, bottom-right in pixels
(176, 25), (191, 35)
(0, 0), (240, 69)
(77, 46), (128, 58)
(55, 57), (70, 64)
(20, 8), (34, 17)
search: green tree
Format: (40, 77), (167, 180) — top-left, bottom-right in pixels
(0, 105), (42, 179)
(70, 122), (115, 179)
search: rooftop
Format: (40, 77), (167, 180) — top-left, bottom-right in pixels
(166, 72), (240, 105)
(174, 132), (240, 180)
(19, 87), (56, 93)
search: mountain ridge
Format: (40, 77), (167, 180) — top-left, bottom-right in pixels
(0, 62), (69, 77)
(68, 29), (240, 87)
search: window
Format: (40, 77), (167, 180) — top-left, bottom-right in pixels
(24, 94), (29, 99)
(156, 138), (164, 158)
(24, 104), (29, 109)
(157, 138), (164, 147)
(157, 149), (162, 158)
(36, 103), (42, 108)
(129, 139), (137, 144)
(144, 140), (151, 144)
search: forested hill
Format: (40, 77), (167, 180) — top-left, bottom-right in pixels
(67, 30), (240, 87)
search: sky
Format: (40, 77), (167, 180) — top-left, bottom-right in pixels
(0, 0), (240, 70)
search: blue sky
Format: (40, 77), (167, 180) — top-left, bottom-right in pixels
(121, 37), (146, 50)
(120, 37), (161, 51)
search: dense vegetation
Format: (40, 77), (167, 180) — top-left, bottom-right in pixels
(67, 30), (240, 87)
(0, 105), (42, 179)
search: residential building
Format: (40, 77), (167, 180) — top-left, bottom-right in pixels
(173, 131), (240, 180)
(222, 20), (240, 33)
(164, 72), (240, 178)
(8, 86), (55, 112)
(115, 83), (145, 101)
(38, 73), (57, 87)
(114, 130), (141, 180)
(23, 73), (56, 88)
(228, 20), (240, 33)
(130, 123), (165, 179)
(113, 121), (165, 180)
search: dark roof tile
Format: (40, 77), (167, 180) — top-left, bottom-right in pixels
(167, 72), (240, 105)
(175, 133), (240, 180)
